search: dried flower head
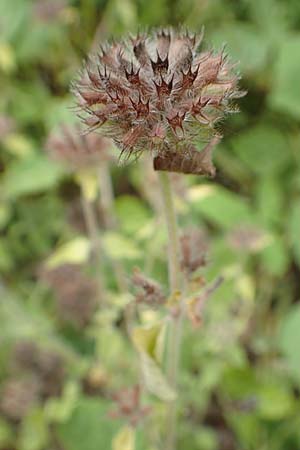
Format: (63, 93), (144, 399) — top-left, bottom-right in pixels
(109, 384), (151, 426)
(11, 340), (65, 398)
(46, 124), (112, 170)
(43, 263), (98, 328)
(131, 267), (166, 307)
(187, 276), (223, 327)
(33, 0), (66, 23)
(0, 115), (15, 140)
(72, 28), (245, 175)
(0, 378), (40, 422)
(227, 225), (268, 253)
(180, 227), (209, 275)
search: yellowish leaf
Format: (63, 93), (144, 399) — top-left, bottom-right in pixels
(0, 41), (16, 73)
(187, 185), (215, 202)
(46, 237), (91, 268)
(75, 170), (98, 202)
(140, 352), (176, 402)
(103, 232), (141, 260)
(131, 322), (165, 363)
(3, 134), (33, 158)
(112, 426), (135, 450)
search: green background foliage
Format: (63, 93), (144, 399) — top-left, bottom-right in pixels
(1, 0), (300, 449)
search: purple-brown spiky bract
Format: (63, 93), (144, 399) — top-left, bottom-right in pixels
(72, 28), (245, 175)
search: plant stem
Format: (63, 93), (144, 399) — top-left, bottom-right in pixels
(157, 171), (183, 450)
(97, 162), (128, 292)
(80, 192), (106, 301)
(97, 161), (116, 230)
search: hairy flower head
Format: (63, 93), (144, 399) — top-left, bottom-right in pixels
(72, 28), (245, 175)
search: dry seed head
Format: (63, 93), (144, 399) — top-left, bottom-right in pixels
(227, 225), (268, 252)
(187, 276), (223, 328)
(109, 384), (151, 427)
(72, 28), (245, 175)
(43, 263), (98, 329)
(33, 0), (67, 23)
(46, 123), (112, 170)
(180, 227), (209, 275)
(131, 267), (166, 307)
(11, 340), (65, 398)
(0, 115), (15, 139)
(0, 378), (40, 422)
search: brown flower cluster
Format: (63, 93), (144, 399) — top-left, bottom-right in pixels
(180, 227), (209, 275)
(188, 276), (223, 328)
(0, 378), (40, 422)
(12, 340), (65, 398)
(72, 28), (244, 175)
(43, 263), (98, 328)
(46, 124), (111, 170)
(0, 341), (66, 422)
(109, 385), (151, 427)
(131, 267), (166, 307)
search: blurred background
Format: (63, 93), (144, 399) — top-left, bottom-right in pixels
(1, 0), (300, 449)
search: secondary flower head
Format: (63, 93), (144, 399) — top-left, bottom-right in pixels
(72, 28), (245, 175)
(46, 124), (111, 171)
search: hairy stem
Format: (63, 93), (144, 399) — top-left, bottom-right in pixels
(80, 192), (106, 301)
(97, 161), (116, 230)
(97, 162), (128, 292)
(157, 171), (183, 450)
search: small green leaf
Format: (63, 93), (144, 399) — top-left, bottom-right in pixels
(45, 381), (79, 423)
(261, 235), (289, 276)
(0, 418), (13, 447)
(255, 176), (283, 227)
(2, 155), (63, 198)
(211, 24), (269, 73)
(258, 384), (294, 420)
(18, 408), (49, 450)
(115, 195), (151, 235)
(191, 185), (255, 229)
(289, 201), (300, 268)
(231, 125), (289, 175)
(270, 36), (300, 118)
(279, 305), (300, 377)
(103, 232), (141, 260)
(57, 397), (119, 450)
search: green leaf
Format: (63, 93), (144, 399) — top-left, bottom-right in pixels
(211, 24), (269, 73)
(279, 305), (300, 378)
(289, 201), (300, 268)
(269, 36), (300, 118)
(2, 154), (64, 198)
(190, 185), (255, 229)
(103, 232), (141, 260)
(57, 397), (119, 450)
(260, 235), (289, 276)
(45, 381), (79, 423)
(115, 195), (151, 235)
(255, 176), (284, 228)
(18, 408), (49, 450)
(258, 383), (295, 420)
(0, 418), (13, 447)
(231, 125), (289, 175)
